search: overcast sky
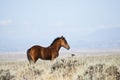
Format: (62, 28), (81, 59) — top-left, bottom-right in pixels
(0, 0), (120, 51)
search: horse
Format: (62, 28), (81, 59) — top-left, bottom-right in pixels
(27, 36), (70, 63)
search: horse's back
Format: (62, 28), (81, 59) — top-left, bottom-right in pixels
(30, 45), (42, 49)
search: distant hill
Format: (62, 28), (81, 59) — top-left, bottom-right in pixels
(0, 27), (120, 52)
(87, 27), (120, 41)
(74, 27), (120, 49)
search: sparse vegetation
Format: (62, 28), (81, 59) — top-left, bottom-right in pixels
(0, 53), (120, 80)
(0, 69), (14, 80)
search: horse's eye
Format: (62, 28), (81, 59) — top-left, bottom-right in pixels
(64, 40), (67, 44)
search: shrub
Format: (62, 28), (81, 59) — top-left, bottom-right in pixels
(0, 69), (14, 80)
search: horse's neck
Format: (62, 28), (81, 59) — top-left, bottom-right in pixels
(50, 42), (61, 52)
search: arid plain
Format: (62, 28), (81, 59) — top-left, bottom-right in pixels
(0, 50), (120, 80)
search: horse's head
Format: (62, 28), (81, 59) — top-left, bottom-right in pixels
(59, 36), (70, 50)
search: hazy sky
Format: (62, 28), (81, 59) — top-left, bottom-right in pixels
(0, 0), (120, 51)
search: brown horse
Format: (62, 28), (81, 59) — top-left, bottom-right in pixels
(27, 36), (70, 63)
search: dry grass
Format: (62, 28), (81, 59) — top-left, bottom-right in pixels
(0, 52), (120, 80)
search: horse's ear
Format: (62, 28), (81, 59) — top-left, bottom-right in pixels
(61, 35), (64, 38)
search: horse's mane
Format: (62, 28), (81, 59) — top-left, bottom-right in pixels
(50, 37), (60, 46)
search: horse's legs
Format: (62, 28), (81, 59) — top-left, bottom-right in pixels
(30, 55), (38, 63)
(32, 57), (38, 63)
(33, 58), (38, 63)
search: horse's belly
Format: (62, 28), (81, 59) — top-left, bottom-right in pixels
(40, 56), (51, 60)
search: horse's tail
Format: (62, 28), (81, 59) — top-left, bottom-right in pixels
(27, 49), (32, 63)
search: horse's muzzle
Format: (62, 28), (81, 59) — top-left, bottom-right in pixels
(67, 46), (70, 50)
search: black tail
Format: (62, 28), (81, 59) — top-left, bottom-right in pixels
(27, 49), (32, 63)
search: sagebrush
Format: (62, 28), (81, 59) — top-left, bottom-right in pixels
(0, 54), (120, 80)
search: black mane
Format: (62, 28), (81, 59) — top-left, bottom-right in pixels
(50, 37), (60, 46)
